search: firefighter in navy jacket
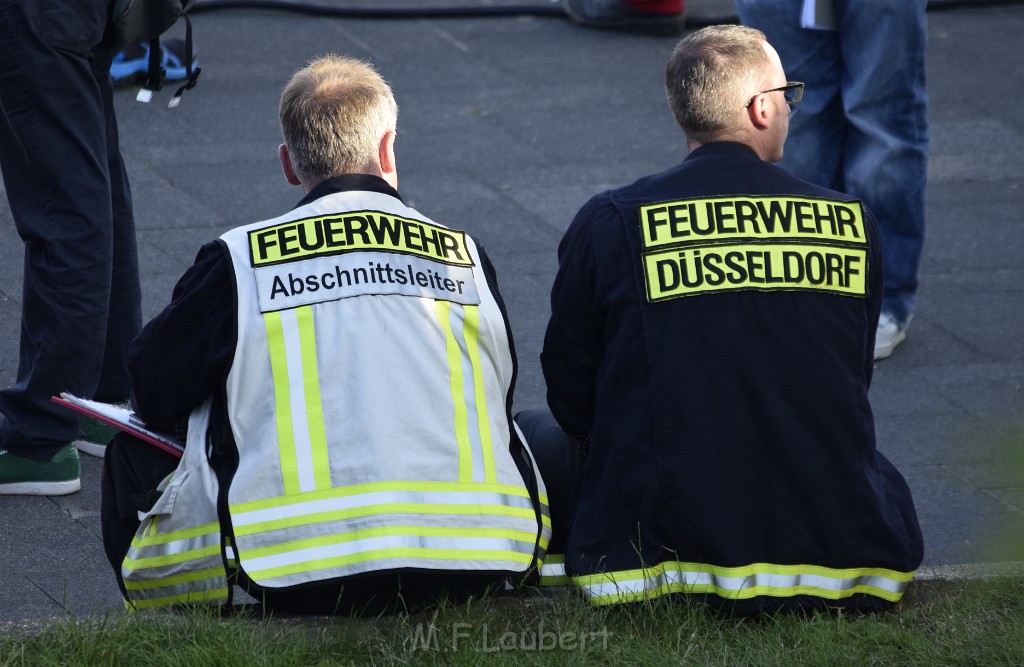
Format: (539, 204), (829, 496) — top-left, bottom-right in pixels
(527, 25), (922, 612)
(100, 56), (549, 614)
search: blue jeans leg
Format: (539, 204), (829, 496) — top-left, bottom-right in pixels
(736, 0), (928, 326)
(838, 0), (928, 325)
(736, 0), (846, 191)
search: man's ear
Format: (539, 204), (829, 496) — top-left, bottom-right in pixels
(278, 143), (302, 186)
(378, 130), (397, 178)
(746, 94), (772, 130)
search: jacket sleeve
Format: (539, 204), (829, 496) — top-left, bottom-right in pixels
(540, 196), (606, 437)
(127, 241), (237, 430)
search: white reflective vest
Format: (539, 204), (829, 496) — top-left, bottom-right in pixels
(121, 399), (230, 608)
(121, 188), (550, 608)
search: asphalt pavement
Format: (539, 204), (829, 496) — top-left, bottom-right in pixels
(1, 0), (1022, 624)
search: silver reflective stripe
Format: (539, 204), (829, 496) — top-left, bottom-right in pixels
(233, 505), (541, 586)
(539, 555), (569, 586)
(576, 562), (914, 605)
(244, 533), (537, 573)
(230, 486), (543, 587)
(277, 307), (320, 494)
(125, 532), (220, 564)
(123, 526), (229, 608)
(230, 488), (536, 531)
(129, 588), (229, 610)
(123, 563), (229, 610)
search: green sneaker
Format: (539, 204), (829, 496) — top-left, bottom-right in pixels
(73, 416), (120, 458)
(0, 444), (81, 496)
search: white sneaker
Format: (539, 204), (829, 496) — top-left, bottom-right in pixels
(874, 313), (908, 360)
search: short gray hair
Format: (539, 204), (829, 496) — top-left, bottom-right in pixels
(279, 55), (398, 183)
(665, 25), (771, 143)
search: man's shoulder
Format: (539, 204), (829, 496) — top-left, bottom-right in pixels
(779, 172), (859, 202)
(563, 189), (623, 244)
(629, 152), (863, 205)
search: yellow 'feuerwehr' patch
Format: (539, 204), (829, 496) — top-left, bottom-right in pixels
(639, 196), (866, 250)
(249, 211), (473, 267)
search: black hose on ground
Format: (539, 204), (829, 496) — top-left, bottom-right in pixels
(187, 0), (1024, 25)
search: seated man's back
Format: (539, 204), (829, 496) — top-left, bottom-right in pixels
(530, 25), (922, 613)
(100, 56), (550, 614)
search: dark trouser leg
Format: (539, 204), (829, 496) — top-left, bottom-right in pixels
(94, 44), (142, 402)
(514, 408), (584, 554)
(101, 433), (180, 594)
(252, 572), (502, 617)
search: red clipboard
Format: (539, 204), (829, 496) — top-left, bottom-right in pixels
(52, 393), (184, 458)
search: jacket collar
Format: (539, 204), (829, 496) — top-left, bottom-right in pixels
(295, 174), (403, 210)
(685, 141), (761, 162)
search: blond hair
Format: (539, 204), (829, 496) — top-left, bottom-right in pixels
(279, 55), (398, 183)
(665, 25), (771, 143)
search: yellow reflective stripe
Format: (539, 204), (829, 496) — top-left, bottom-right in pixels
(248, 547), (534, 580)
(130, 521), (220, 548)
(123, 544), (222, 569)
(233, 502), (541, 537)
(435, 300), (473, 480)
(296, 306), (331, 490)
(123, 566), (225, 591)
(463, 305), (496, 483)
(130, 587), (230, 610)
(232, 480), (539, 513)
(242, 524), (540, 560)
(264, 310), (300, 495)
(575, 561), (915, 606)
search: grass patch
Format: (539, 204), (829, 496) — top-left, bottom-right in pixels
(2, 577), (1023, 666)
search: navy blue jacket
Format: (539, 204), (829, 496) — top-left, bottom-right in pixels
(542, 142), (923, 609)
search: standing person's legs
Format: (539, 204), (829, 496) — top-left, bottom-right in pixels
(0, 0), (128, 460)
(93, 44), (142, 402)
(837, 0), (929, 330)
(735, 0), (846, 190)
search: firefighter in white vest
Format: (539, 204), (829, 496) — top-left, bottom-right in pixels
(100, 55), (550, 614)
